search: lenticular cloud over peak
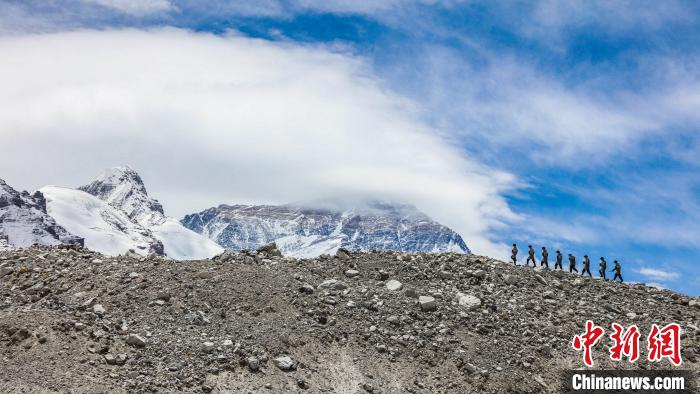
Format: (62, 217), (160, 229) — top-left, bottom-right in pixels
(0, 28), (516, 256)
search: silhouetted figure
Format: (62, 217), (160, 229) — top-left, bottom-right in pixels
(599, 257), (607, 280)
(612, 260), (623, 283)
(511, 244), (518, 265)
(555, 250), (563, 270)
(526, 245), (536, 267)
(541, 247), (549, 268)
(581, 255), (592, 277)
(568, 254), (578, 273)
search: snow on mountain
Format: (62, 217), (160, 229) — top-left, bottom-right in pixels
(181, 202), (470, 258)
(78, 166), (165, 226)
(40, 186), (162, 257)
(74, 166), (223, 260)
(0, 179), (83, 248)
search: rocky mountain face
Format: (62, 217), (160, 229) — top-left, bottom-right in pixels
(1, 244), (698, 393)
(43, 167), (222, 259)
(78, 167), (166, 227)
(0, 179), (83, 248)
(181, 202), (470, 258)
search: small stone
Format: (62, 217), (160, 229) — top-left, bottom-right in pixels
(472, 269), (486, 279)
(274, 356), (296, 371)
(222, 339), (233, 347)
(386, 279), (403, 291)
(126, 334), (147, 347)
(128, 272), (139, 279)
(404, 288), (418, 298)
(378, 270), (390, 281)
(257, 242), (282, 257)
(333, 281), (348, 290)
(115, 354), (128, 366)
(299, 284), (314, 294)
(363, 382), (374, 392)
(626, 312), (637, 319)
(247, 357), (260, 372)
(419, 296), (437, 311)
(336, 248), (351, 260)
(104, 354), (116, 365)
(345, 269), (360, 278)
(93, 304), (106, 316)
(202, 341), (215, 352)
(0, 266), (14, 277)
(319, 279), (338, 289)
(504, 275), (518, 285)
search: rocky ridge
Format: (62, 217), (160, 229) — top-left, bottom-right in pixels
(0, 179), (83, 248)
(1, 244), (698, 393)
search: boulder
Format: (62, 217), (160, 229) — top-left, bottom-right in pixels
(456, 293), (481, 311)
(126, 334), (147, 347)
(274, 356), (296, 371)
(419, 296), (437, 311)
(386, 280), (403, 291)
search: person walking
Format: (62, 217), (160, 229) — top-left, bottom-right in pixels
(581, 255), (592, 277)
(511, 244), (518, 265)
(555, 250), (563, 270)
(612, 260), (624, 283)
(526, 245), (536, 267)
(568, 253), (578, 273)
(541, 247), (549, 268)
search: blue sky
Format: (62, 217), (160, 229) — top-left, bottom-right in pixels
(1, 1), (700, 294)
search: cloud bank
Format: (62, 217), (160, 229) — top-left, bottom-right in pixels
(0, 28), (516, 256)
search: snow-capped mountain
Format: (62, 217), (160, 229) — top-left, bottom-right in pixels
(41, 186), (163, 256)
(181, 202), (470, 258)
(44, 167), (223, 259)
(0, 178), (83, 248)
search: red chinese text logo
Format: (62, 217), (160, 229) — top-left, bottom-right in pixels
(609, 323), (640, 362)
(647, 323), (682, 366)
(572, 320), (605, 367)
(572, 322), (682, 367)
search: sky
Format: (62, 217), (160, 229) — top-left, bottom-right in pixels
(1, 0), (699, 294)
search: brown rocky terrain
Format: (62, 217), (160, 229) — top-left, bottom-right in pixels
(1, 244), (699, 393)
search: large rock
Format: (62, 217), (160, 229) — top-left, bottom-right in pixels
(419, 296), (437, 311)
(386, 279), (403, 291)
(126, 334), (147, 347)
(274, 356), (296, 371)
(257, 242), (282, 257)
(456, 293), (481, 311)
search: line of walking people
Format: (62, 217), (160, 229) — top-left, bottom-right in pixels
(511, 244), (624, 283)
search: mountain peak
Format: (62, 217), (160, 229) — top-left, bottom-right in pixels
(182, 201), (470, 257)
(79, 166), (165, 224)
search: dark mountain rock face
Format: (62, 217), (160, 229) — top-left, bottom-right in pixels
(0, 179), (83, 248)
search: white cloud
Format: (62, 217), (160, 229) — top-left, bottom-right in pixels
(0, 28), (517, 255)
(638, 268), (680, 282)
(83, 0), (174, 16)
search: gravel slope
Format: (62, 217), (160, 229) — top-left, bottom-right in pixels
(1, 245), (699, 393)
